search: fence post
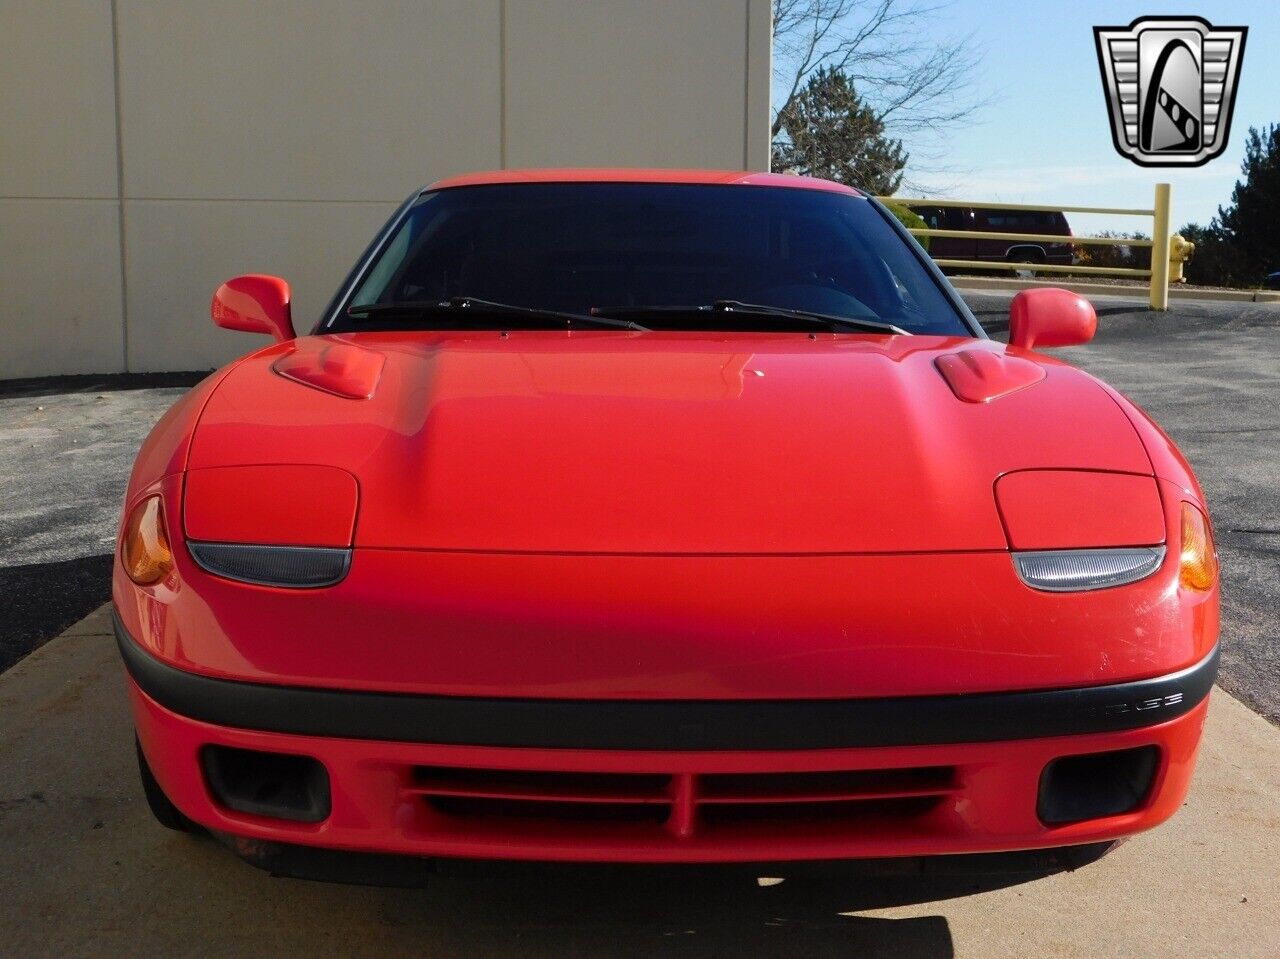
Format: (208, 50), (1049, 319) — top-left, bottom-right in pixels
(1149, 183), (1172, 311)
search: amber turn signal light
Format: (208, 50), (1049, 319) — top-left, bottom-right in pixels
(122, 496), (174, 585)
(1179, 502), (1217, 592)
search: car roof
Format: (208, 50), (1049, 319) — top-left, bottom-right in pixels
(423, 168), (863, 196)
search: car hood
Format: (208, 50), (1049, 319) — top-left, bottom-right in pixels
(188, 331), (1152, 554)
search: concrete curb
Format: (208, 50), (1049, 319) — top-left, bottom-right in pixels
(951, 275), (1280, 303)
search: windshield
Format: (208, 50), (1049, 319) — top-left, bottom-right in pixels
(329, 183), (971, 336)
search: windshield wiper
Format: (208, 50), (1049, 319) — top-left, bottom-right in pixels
(347, 297), (648, 331)
(591, 300), (909, 336)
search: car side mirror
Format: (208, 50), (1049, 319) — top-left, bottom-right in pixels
(211, 275), (295, 342)
(1007, 288), (1096, 350)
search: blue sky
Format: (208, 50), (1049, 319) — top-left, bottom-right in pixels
(869, 1), (1274, 234)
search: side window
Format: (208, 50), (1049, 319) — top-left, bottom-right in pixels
(917, 207), (945, 230)
(982, 212), (1024, 229)
(977, 211), (1056, 232)
(350, 222), (413, 307)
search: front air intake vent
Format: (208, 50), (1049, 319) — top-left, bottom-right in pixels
(202, 745), (331, 822)
(188, 542), (351, 588)
(1038, 745), (1160, 825)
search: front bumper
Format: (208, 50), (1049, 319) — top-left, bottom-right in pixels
(117, 613), (1215, 864)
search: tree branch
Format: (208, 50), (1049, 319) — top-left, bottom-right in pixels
(771, 0), (988, 155)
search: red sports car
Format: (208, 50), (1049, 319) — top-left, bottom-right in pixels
(114, 169), (1218, 881)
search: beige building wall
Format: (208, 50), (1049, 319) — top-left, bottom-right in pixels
(1, 0), (771, 378)
(1, 1), (126, 378)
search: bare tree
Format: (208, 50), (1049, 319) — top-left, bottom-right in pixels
(772, 0), (985, 187)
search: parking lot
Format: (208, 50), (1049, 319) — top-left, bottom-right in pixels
(1, 291), (1278, 957)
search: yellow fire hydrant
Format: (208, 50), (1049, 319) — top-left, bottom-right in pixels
(1169, 233), (1195, 284)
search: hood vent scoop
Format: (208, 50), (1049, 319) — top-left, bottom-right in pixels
(273, 340), (385, 400)
(935, 348), (1045, 403)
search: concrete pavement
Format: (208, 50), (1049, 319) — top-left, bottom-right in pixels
(0, 604), (1277, 958)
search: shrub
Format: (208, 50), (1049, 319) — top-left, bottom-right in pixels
(1075, 232), (1151, 271)
(883, 201), (930, 251)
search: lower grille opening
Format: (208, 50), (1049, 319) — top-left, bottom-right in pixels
(412, 766), (671, 798)
(701, 766), (957, 802)
(202, 745), (330, 823)
(411, 766), (673, 826)
(404, 763), (958, 840)
(700, 795), (944, 827)
(427, 795), (671, 825)
(1037, 745), (1160, 825)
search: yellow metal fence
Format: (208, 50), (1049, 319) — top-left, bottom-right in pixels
(877, 183), (1174, 310)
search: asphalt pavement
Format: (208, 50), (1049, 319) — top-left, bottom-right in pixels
(0, 375), (203, 672)
(966, 291), (1280, 723)
(0, 294), (1277, 719)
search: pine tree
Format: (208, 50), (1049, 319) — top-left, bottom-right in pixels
(771, 67), (908, 194)
(1177, 125), (1280, 287)
(1176, 222), (1246, 288)
(1215, 124), (1280, 281)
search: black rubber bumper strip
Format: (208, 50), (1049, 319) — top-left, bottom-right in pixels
(113, 610), (1217, 751)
